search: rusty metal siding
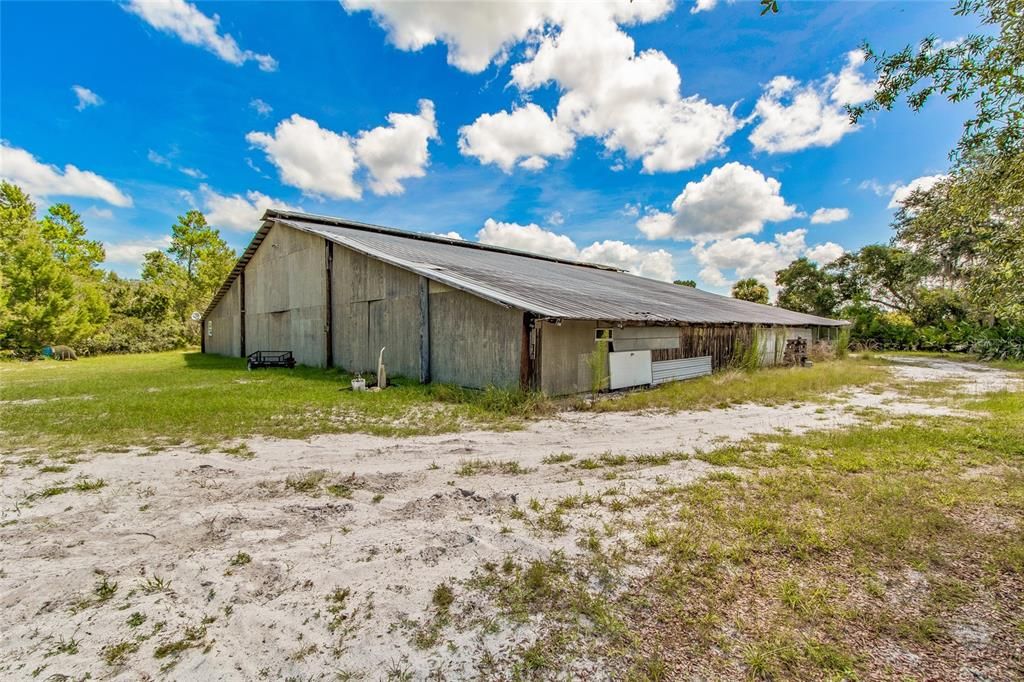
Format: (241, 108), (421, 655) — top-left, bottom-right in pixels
(243, 224), (327, 367)
(429, 288), (521, 389)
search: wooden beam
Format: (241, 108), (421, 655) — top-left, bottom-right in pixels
(239, 271), (246, 358)
(325, 240), (334, 368)
(418, 276), (430, 383)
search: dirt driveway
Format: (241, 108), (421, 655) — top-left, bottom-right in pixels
(1, 356), (1019, 680)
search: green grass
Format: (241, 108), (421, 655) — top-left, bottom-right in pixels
(473, 390), (1024, 679)
(0, 351), (549, 454)
(589, 356), (887, 412)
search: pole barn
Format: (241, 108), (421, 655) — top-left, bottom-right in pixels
(203, 210), (847, 395)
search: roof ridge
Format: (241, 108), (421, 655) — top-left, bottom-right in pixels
(264, 209), (623, 272)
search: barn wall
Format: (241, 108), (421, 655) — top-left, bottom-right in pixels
(330, 245), (423, 378)
(204, 277), (241, 357)
(539, 320), (597, 396)
(429, 283), (522, 389)
(243, 223), (327, 367)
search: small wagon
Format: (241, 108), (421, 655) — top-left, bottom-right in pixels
(247, 350), (297, 370)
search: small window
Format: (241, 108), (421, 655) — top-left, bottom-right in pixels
(207, 320), (213, 336)
(595, 328), (613, 341)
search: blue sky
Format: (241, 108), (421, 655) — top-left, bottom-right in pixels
(0, 1), (973, 294)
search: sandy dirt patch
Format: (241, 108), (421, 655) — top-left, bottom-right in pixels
(0, 356), (1018, 680)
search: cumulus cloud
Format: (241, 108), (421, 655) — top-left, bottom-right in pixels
(355, 99), (438, 195)
(692, 228), (844, 292)
(749, 50), (875, 154)
(888, 174), (947, 208)
(477, 218), (675, 281)
(430, 231), (463, 240)
(199, 184), (301, 232)
(690, 0), (721, 13)
(124, 0), (277, 71)
(637, 162), (796, 242)
(458, 103), (574, 172)
(347, 1), (735, 173)
(103, 236), (173, 268)
(72, 85), (102, 111)
(810, 207), (849, 224)
(0, 142), (132, 207)
(509, 6), (738, 173)
(247, 101), (438, 199)
(477, 218), (579, 260)
(247, 114), (362, 200)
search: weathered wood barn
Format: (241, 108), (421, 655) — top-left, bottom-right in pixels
(202, 210), (845, 395)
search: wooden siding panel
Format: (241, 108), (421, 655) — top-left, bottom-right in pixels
(242, 223), (327, 367)
(204, 277), (241, 357)
(429, 290), (521, 389)
(539, 320), (597, 396)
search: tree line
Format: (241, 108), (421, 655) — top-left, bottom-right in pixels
(730, 0), (1022, 359)
(0, 181), (235, 356)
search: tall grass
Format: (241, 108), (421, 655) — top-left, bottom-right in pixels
(590, 356), (887, 412)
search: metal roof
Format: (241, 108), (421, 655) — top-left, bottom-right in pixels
(204, 210), (846, 327)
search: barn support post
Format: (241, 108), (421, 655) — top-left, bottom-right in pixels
(418, 276), (430, 383)
(521, 314), (541, 392)
(200, 317), (206, 353)
(325, 240), (334, 368)
(239, 271), (246, 358)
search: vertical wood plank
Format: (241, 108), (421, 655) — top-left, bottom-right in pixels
(418, 276), (430, 383)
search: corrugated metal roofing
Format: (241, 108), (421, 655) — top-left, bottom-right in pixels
(204, 210), (846, 327)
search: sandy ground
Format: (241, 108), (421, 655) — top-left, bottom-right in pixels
(0, 356), (1019, 680)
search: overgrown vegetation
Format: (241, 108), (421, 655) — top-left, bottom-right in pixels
(590, 355), (886, 412)
(768, 0), (1024, 358)
(0, 182), (235, 355)
(479, 389), (1024, 679)
(0, 351), (550, 454)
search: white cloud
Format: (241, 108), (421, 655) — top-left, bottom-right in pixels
(637, 162), (796, 242)
(810, 207), (849, 224)
(691, 0), (731, 13)
(477, 218), (675, 281)
(692, 228), (844, 292)
(477, 218), (579, 260)
(458, 103), (574, 172)
(546, 211), (564, 227)
(620, 203), (641, 218)
(349, 1), (734, 173)
(247, 114), (362, 200)
(749, 50), (875, 154)
(341, 0), (553, 73)
(805, 242), (846, 265)
(147, 149), (172, 167)
(103, 236), (172, 267)
(248, 102), (441, 199)
(180, 167), (206, 179)
(888, 174), (947, 208)
(199, 184), (301, 232)
(429, 231), (463, 240)
(510, 6), (738, 173)
(124, 0), (277, 71)
(341, 0), (672, 73)
(72, 85), (102, 111)
(0, 143), (132, 207)
(355, 99), (438, 195)
(250, 98), (273, 116)
(85, 206), (114, 220)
